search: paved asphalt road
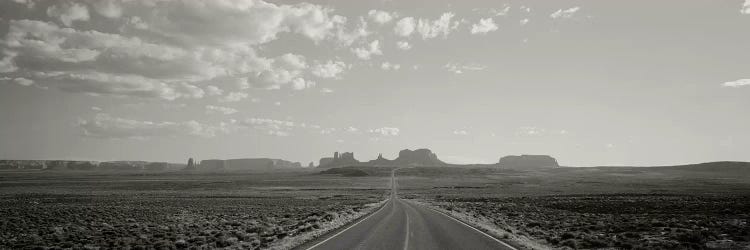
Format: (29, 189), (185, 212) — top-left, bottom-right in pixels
(306, 169), (517, 250)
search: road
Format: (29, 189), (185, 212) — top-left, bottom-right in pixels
(306, 169), (517, 250)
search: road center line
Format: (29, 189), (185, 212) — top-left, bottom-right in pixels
(411, 201), (518, 250)
(305, 198), (391, 250)
(403, 210), (410, 250)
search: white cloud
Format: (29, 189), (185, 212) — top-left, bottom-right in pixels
(381, 62), (401, 70)
(292, 78), (316, 90)
(219, 92), (249, 102)
(47, 2), (90, 27)
(520, 18), (530, 25)
(743, 0), (750, 14)
(206, 105), (238, 115)
(34, 71), (204, 100)
(396, 41), (412, 50)
(312, 60), (348, 79)
(0, 53), (18, 73)
(394, 17), (416, 37)
(416, 12), (459, 39)
(243, 117), (296, 136)
(491, 6), (511, 16)
(78, 113), (226, 139)
(205, 85), (224, 96)
(335, 16), (370, 46)
(453, 129), (469, 135)
(352, 40), (383, 60)
(369, 127), (400, 136)
(471, 18), (498, 35)
(550, 7), (581, 19)
(321, 88), (334, 93)
(444, 63), (487, 74)
(3, 0), (350, 100)
(92, 0), (122, 19)
(368, 10), (394, 24)
(11, 0), (35, 9)
(723, 79), (750, 87)
(13, 77), (34, 86)
(517, 126), (546, 136)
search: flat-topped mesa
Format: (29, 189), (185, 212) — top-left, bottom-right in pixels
(394, 148), (446, 166)
(198, 158), (301, 171)
(318, 151), (360, 168)
(497, 155), (559, 169)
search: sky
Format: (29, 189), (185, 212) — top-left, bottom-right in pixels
(0, 0), (749, 167)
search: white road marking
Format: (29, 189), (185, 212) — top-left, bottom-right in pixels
(403, 211), (410, 250)
(305, 199), (391, 250)
(411, 201), (519, 250)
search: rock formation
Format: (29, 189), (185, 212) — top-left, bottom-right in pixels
(497, 155), (559, 169)
(367, 153), (393, 166)
(198, 158), (301, 171)
(319, 157), (334, 167)
(185, 158), (196, 170)
(318, 151), (360, 168)
(393, 149), (446, 166)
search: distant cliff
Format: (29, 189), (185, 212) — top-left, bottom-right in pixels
(318, 151), (360, 168)
(198, 158), (302, 171)
(497, 155), (559, 169)
(393, 149), (446, 166)
(0, 160), (175, 171)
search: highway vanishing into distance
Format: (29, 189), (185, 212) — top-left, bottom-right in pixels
(306, 169), (517, 250)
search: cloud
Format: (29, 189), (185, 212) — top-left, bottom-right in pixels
(242, 117), (296, 136)
(352, 40), (383, 60)
(520, 18), (530, 25)
(13, 77), (34, 86)
(33, 71), (203, 100)
(416, 12), (459, 39)
(394, 17), (416, 37)
(396, 41), (412, 50)
(369, 127), (400, 136)
(206, 105), (238, 115)
(490, 6), (511, 16)
(517, 126), (546, 136)
(92, 0), (122, 19)
(471, 18), (498, 35)
(205, 85), (224, 96)
(311, 60), (348, 79)
(219, 92), (249, 102)
(10, 0), (35, 9)
(723, 79), (750, 87)
(444, 63), (487, 74)
(335, 16), (370, 46)
(550, 7), (581, 19)
(743, 0), (750, 14)
(368, 10), (394, 24)
(47, 2), (90, 27)
(320, 88), (334, 93)
(2, 0), (350, 100)
(291, 78), (316, 90)
(381, 62), (401, 70)
(78, 113), (225, 139)
(0, 53), (18, 73)
(453, 129), (469, 135)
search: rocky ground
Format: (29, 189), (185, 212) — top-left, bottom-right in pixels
(0, 193), (383, 249)
(423, 194), (750, 249)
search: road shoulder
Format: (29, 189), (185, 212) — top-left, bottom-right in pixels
(405, 199), (549, 250)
